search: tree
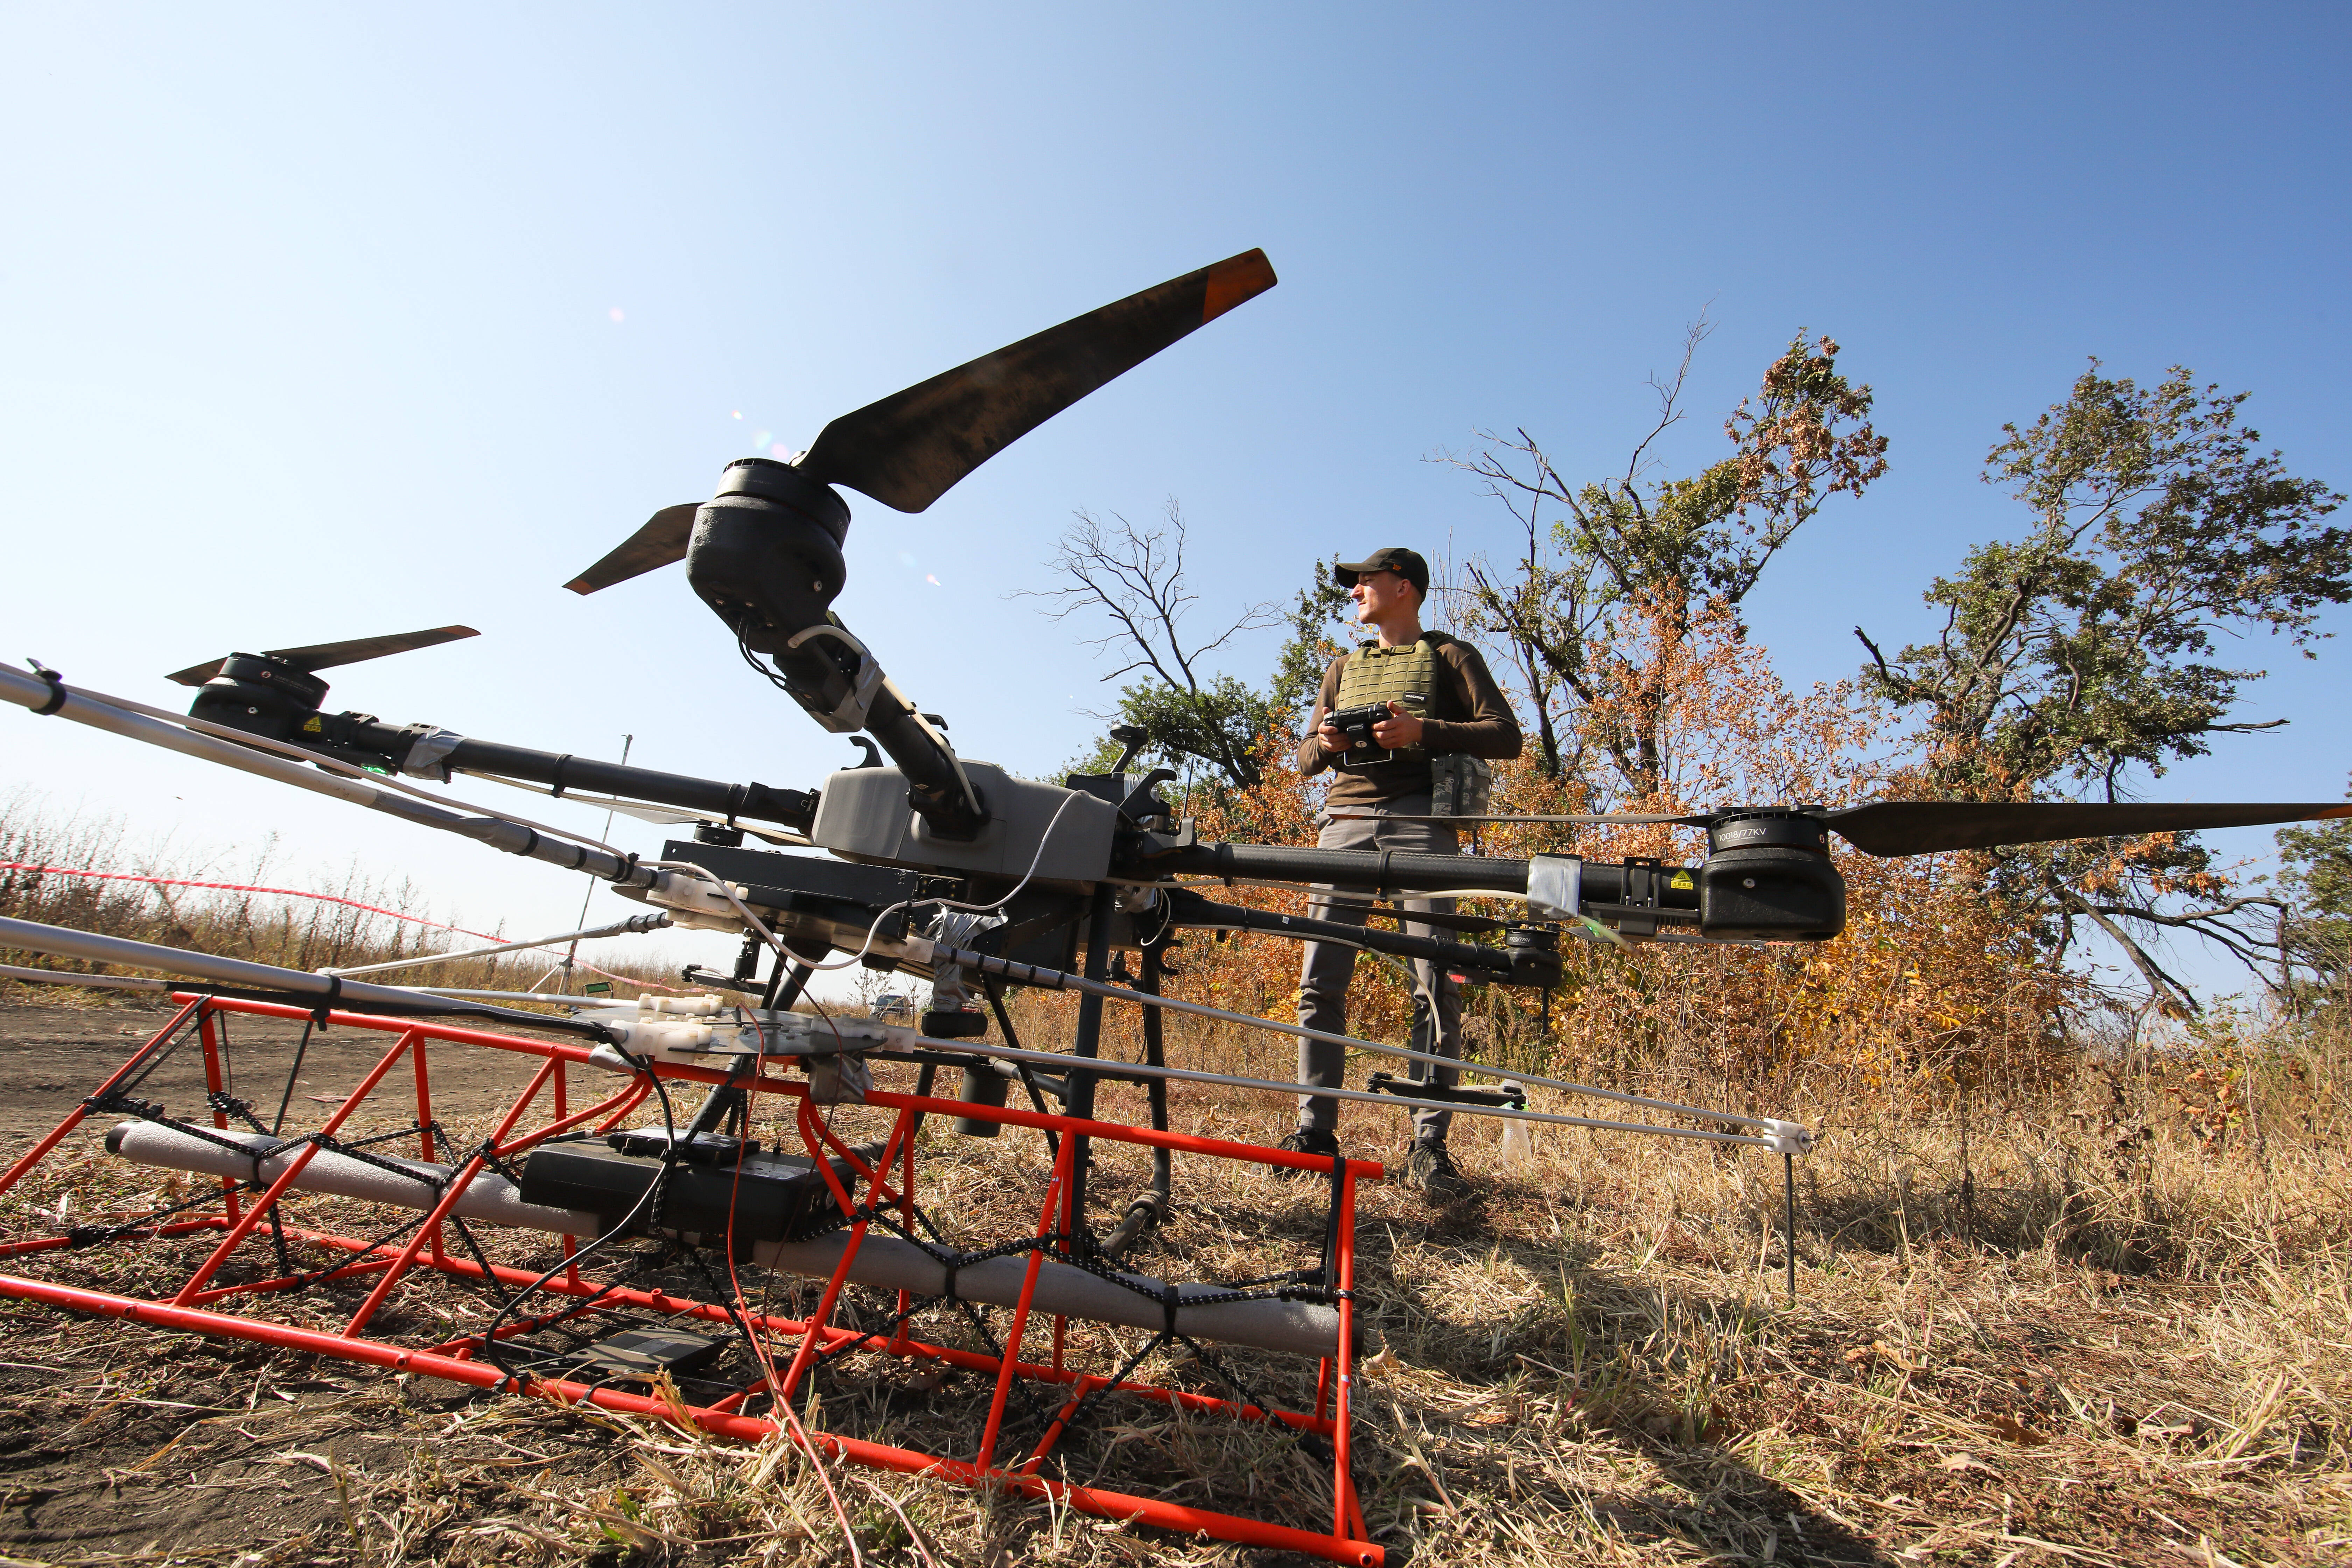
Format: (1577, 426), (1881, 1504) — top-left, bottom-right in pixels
(1022, 503), (1282, 791)
(1267, 557), (1353, 728)
(1856, 364), (2350, 1010)
(1451, 324), (1887, 801)
(2276, 782), (2352, 1009)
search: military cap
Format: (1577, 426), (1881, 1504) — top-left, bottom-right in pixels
(1334, 547), (1429, 596)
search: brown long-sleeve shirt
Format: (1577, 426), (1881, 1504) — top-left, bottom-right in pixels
(1292, 633), (1523, 806)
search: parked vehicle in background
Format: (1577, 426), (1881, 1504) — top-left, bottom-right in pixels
(870, 992), (912, 1022)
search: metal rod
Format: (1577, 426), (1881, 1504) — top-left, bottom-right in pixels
(562, 733), (632, 993)
(880, 1035), (1789, 1150)
(0, 915), (614, 1040)
(1063, 884), (1117, 1252)
(323, 911), (669, 978)
(924, 941), (1791, 1135)
(1783, 1151), (1798, 1304)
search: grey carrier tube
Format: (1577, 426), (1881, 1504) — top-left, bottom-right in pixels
(105, 1120), (1346, 1359)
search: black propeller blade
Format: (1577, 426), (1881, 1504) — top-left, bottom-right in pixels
(166, 626), (479, 687)
(1822, 800), (2352, 858)
(563, 503), (699, 596)
(565, 248), (1278, 595)
(798, 247), (1278, 512)
(1351, 800), (2352, 859)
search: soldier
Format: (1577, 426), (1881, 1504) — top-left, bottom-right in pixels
(1279, 547), (1522, 1198)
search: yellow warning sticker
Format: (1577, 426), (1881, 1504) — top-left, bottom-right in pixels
(302, 716), (322, 733)
(1669, 871), (1693, 889)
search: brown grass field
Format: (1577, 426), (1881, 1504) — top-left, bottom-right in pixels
(2, 798), (2349, 1565)
(0, 983), (2344, 1568)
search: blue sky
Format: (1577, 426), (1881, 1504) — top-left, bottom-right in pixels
(5, 4), (2347, 996)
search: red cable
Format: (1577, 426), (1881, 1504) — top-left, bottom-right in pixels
(0, 860), (681, 992)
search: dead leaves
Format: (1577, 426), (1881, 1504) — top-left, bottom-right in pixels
(1984, 1413), (2049, 1447)
(1845, 1340), (1924, 1377)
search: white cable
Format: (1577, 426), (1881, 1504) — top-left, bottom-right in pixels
(0, 963), (172, 994)
(653, 787), (1090, 978)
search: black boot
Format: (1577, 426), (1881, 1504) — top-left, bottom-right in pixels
(1404, 1137), (1468, 1202)
(1273, 1125), (1340, 1178)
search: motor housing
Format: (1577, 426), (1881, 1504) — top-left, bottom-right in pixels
(1697, 811), (1845, 941)
(1505, 924), (1563, 987)
(188, 653), (330, 742)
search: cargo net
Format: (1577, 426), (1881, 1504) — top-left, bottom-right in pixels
(0, 996), (1380, 1566)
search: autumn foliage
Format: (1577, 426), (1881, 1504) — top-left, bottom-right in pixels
(1158, 601), (2075, 1101)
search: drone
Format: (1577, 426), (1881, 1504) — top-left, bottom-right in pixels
(6, 248), (2347, 1562)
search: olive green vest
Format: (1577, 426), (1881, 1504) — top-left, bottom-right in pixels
(1333, 634), (1442, 768)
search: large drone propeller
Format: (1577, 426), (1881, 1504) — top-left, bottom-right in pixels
(566, 248), (1279, 595)
(1344, 799), (2352, 857)
(1819, 799), (2352, 857)
(166, 626), (480, 688)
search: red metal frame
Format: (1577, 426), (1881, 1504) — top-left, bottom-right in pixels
(0, 996), (1384, 1565)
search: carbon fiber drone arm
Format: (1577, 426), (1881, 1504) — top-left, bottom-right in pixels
(1136, 839), (1652, 899)
(1162, 887), (1520, 979)
(332, 717), (816, 832)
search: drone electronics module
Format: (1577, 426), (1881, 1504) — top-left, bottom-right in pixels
(5, 250), (2348, 1562)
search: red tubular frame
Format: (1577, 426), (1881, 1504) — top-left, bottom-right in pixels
(0, 996), (1385, 1566)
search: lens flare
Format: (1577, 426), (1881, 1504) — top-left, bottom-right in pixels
(769, 443), (790, 461)
(926, 574), (941, 587)
(608, 307), (625, 323)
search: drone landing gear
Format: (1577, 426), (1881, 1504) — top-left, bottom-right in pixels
(1099, 941), (1174, 1260)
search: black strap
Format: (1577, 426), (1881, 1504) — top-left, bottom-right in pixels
(550, 754), (573, 798)
(311, 974), (342, 1026)
(28, 660), (67, 716)
(1322, 1150), (1346, 1296)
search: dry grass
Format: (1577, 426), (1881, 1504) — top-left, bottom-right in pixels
(0, 788), (681, 1004)
(2, 990), (2347, 1566)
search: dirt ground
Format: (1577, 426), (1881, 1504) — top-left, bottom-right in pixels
(0, 994), (2344, 1567)
(0, 1000), (577, 1150)
(0, 999), (632, 1561)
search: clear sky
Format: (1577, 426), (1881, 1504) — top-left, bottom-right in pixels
(5, 4), (2347, 997)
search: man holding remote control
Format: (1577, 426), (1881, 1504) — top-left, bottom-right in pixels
(1281, 547), (1522, 1199)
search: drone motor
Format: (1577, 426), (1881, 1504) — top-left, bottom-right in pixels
(186, 651), (335, 742)
(1697, 809), (1846, 941)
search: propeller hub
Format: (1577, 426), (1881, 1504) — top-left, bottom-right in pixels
(713, 457), (852, 545)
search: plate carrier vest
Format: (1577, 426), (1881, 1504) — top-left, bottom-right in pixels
(1332, 633), (1444, 770)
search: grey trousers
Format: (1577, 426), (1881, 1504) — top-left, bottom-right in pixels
(1295, 795), (1460, 1142)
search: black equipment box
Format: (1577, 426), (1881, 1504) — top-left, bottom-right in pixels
(519, 1134), (858, 1253)
(567, 1326), (727, 1382)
